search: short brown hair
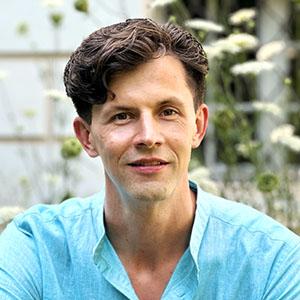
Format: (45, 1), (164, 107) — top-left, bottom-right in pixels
(64, 18), (208, 124)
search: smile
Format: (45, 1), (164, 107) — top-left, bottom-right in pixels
(128, 158), (169, 173)
(128, 158), (168, 167)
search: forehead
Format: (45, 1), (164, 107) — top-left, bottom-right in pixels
(91, 55), (197, 121)
(107, 55), (194, 103)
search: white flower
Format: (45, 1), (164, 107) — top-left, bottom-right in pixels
(280, 135), (300, 152)
(229, 8), (256, 25)
(0, 70), (8, 81)
(270, 124), (294, 143)
(150, 0), (176, 9)
(252, 101), (282, 118)
(45, 89), (70, 101)
(206, 34), (257, 59)
(231, 61), (274, 76)
(41, 0), (64, 8)
(270, 124), (300, 152)
(228, 33), (258, 50)
(236, 140), (260, 157)
(0, 206), (24, 226)
(236, 143), (248, 155)
(203, 45), (224, 60)
(256, 40), (286, 61)
(211, 38), (241, 54)
(185, 19), (224, 33)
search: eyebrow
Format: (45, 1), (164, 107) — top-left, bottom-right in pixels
(105, 97), (185, 111)
(158, 97), (185, 107)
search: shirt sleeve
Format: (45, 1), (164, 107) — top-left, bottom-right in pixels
(0, 221), (42, 300)
(262, 242), (300, 300)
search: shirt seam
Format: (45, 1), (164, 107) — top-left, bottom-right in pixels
(208, 214), (296, 245)
(15, 205), (96, 226)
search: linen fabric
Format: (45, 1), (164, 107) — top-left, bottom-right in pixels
(0, 182), (299, 299)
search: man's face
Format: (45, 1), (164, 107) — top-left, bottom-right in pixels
(75, 55), (208, 203)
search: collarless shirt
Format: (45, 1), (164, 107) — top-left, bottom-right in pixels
(0, 182), (299, 299)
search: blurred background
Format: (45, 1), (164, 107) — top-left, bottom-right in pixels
(0, 0), (299, 232)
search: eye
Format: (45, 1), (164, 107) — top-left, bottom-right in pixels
(114, 112), (129, 120)
(111, 112), (132, 124)
(160, 108), (178, 118)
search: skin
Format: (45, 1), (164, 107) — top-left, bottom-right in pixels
(74, 55), (208, 300)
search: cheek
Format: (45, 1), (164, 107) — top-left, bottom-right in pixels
(94, 127), (135, 159)
(167, 120), (195, 145)
(166, 127), (194, 157)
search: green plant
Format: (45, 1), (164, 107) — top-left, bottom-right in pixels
(150, 0), (300, 233)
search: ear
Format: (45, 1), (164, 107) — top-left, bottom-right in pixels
(192, 103), (209, 149)
(73, 117), (98, 157)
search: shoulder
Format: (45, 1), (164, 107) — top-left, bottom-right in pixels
(0, 193), (105, 299)
(12, 192), (105, 237)
(197, 187), (300, 247)
(194, 187), (300, 298)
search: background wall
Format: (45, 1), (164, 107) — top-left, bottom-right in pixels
(0, 0), (144, 206)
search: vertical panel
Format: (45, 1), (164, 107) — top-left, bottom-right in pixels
(257, 0), (289, 167)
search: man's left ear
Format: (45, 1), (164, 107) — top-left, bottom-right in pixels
(192, 103), (209, 149)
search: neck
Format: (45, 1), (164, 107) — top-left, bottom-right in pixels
(103, 178), (196, 269)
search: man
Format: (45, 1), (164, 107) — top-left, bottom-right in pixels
(0, 18), (299, 300)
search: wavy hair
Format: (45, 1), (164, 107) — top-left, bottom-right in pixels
(64, 18), (208, 124)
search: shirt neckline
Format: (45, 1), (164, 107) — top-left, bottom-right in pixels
(93, 180), (209, 274)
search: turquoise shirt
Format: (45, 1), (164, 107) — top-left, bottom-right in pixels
(0, 182), (299, 299)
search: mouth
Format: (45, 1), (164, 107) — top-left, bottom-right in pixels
(127, 158), (169, 174)
(128, 158), (168, 167)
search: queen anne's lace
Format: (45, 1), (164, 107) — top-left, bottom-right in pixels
(270, 125), (300, 153)
(185, 19), (224, 33)
(150, 0), (176, 9)
(231, 61), (274, 76)
(257, 41), (286, 61)
(229, 8), (256, 25)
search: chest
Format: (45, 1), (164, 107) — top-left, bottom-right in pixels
(125, 264), (176, 300)
(38, 231), (266, 300)
(39, 253), (263, 300)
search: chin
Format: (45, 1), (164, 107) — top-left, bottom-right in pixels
(127, 183), (170, 202)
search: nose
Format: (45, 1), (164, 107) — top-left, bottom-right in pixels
(134, 113), (163, 149)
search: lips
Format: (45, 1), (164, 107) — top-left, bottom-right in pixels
(127, 158), (169, 174)
(128, 158), (168, 167)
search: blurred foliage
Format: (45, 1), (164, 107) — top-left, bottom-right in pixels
(150, 0), (300, 232)
(257, 172), (279, 193)
(74, 0), (89, 13)
(61, 137), (82, 159)
(50, 12), (64, 27)
(16, 22), (29, 35)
